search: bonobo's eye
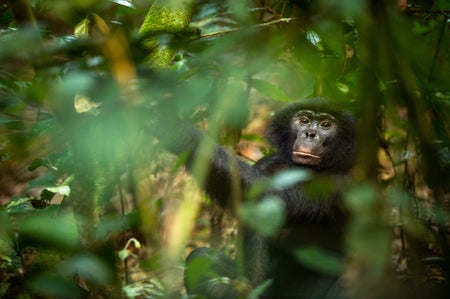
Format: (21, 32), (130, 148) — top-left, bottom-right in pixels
(298, 116), (310, 125)
(320, 120), (333, 129)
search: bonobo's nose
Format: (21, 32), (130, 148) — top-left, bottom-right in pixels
(303, 130), (317, 139)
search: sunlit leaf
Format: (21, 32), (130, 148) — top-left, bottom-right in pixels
(4, 197), (34, 214)
(0, 253), (12, 263)
(46, 185), (71, 196)
(112, 0), (136, 8)
(74, 94), (100, 113)
(74, 18), (90, 38)
(92, 13), (109, 34)
(336, 82), (350, 94)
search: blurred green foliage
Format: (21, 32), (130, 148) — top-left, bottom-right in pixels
(0, 0), (449, 298)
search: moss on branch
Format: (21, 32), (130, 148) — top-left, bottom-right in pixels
(139, 0), (195, 68)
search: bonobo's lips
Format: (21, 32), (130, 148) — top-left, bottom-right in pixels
(292, 151), (321, 159)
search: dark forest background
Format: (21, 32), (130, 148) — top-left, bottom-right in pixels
(0, 0), (449, 298)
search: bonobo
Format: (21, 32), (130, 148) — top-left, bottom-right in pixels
(152, 98), (356, 298)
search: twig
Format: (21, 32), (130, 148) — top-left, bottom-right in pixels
(427, 13), (448, 82)
(200, 17), (295, 39)
(406, 7), (450, 15)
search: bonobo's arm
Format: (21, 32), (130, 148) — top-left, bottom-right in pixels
(152, 118), (261, 207)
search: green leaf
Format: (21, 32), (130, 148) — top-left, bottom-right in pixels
(4, 197), (34, 214)
(112, 0), (136, 9)
(270, 169), (312, 190)
(29, 117), (58, 137)
(336, 82), (350, 94)
(345, 183), (377, 214)
(239, 196), (286, 237)
(251, 79), (292, 102)
(292, 247), (344, 275)
(29, 273), (85, 298)
(1, 120), (25, 130)
(46, 185), (71, 196)
(74, 18), (90, 38)
(59, 254), (112, 285)
(28, 158), (49, 171)
(248, 279), (272, 299)
(20, 212), (79, 249)
(246, 169), (311, 201)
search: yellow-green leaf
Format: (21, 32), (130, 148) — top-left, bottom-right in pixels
(74, 18), (90, 38)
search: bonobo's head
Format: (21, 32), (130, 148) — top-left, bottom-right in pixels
(266, 98), (356, 173)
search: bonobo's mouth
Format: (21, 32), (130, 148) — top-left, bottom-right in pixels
(293, 151), (321, 159)
(292, 151), (322, 165)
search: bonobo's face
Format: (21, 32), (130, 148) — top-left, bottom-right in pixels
(290, 110), (337, 166)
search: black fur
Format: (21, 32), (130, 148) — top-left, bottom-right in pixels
(154, 98), (356, 298)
